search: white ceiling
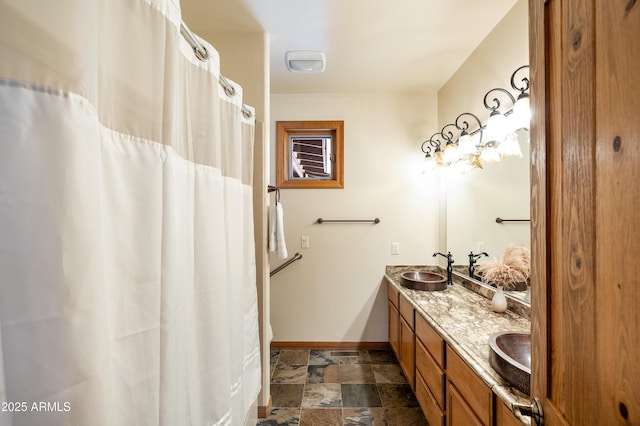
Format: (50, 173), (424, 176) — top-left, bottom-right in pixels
(181, 0), (519, 94)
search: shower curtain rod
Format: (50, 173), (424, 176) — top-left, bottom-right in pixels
(180, 20), (253, 119)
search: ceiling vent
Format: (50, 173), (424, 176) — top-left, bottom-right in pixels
(285, 51), (326, 73)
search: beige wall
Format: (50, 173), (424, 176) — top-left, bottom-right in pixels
(437, 0), (530, 265)
(270, 92), (439, 342)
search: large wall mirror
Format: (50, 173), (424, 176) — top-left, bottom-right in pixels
(276, 120), (344, 189)
(440, 0), (530, 304)
(447, 130), (530, 304)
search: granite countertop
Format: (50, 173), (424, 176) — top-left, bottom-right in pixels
(384, 265), (532, 425)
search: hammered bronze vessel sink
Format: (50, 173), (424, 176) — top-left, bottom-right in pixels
(488, 331), (531, 395)
(400, 271), (447, 291)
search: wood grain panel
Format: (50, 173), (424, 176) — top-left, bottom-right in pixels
(495, 399), (521, 426)
(415, 313), (445, 368)
(447, 382), (483, 426)
(416, 371), (445, 426)
(389, 302), (400, 357)
(446, 346), (492, 426)
(594, 0), (640, 423)
(531, 1), (572, 424)
(400, 315), (415, 389)
(270, 341), (390, 350)
(387, 280), (399, 308)
(528, 0), (550, 418)
(553, 0), (598, 423)
(416, 339), (445, 409)
(399, 294), (415, 329)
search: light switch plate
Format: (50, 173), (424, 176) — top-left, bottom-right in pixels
(391, 242), (400, 255)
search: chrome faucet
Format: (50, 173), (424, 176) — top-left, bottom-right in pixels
(468, 251), (489, 280)
(433, 251), (454, 285)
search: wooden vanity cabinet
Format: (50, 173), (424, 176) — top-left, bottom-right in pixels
(398, 294), (415, 389)
(495, 399), (522, 426)
(387, 281), (400, 357)
(446, 346), (493, 426)
(387, 280), (415, 390)
(415, 314), (446, 426)
(386, 280), (524, 425)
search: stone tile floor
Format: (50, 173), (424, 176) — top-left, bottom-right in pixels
(258, 349), (429, 426)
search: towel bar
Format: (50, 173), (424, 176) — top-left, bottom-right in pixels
(495, 217), (530, 224)
(316, 218), (380, 224)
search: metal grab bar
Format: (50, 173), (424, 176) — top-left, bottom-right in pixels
(316, 218), (380, 224)
(495, 217), (530, 224)
(270, 252), (303, 277)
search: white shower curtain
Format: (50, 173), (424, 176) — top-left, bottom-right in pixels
(0, 1), (261, 425)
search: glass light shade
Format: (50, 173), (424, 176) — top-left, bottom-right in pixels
(434, 149), (447, 166)
(442, 141), (459, 163)
(422, 154), (436, 173)
(497, 132), (522, 158)
(469, 154), (483, 170)
(510, 96), (530, 131)
(452, 160), (473, 174)
(457, 132), (479, 156)
(479, 144), (501, 164)
(483, 111), (509, 143)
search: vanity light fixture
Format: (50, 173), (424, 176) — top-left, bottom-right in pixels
(285, 51), (326, 73)
(497, 132), (523, 158)
(483, 88), (515, 143)
(509, 65), (531, 131)
(421, 132), (448, 170)
(421, 65), (530, 172)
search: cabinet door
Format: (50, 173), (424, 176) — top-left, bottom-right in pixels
(530, 0), (640, 424)
(495, 399), (522, 426)
(447, 383), (482, 426)
(388, 301), (399, 357)
(399, 315), (415, 389)
(446, 346), (491, 426)
(416, 371), (445, 426)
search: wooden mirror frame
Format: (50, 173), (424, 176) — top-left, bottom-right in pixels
(276, 120), (344, 189)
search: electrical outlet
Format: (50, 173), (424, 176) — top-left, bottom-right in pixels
(301, 236), (310, 249)
(391, 242), (400, 255)
(476, 241), (485, 252)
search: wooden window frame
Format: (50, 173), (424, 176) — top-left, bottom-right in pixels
(276, 120), (344, 189)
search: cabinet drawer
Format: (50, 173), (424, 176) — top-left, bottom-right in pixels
(387, 280), (399, 308)
(446, 346), (492, 426)
(416, 371), (445, 426)
(415, 313), (445, 368)
(416, 339), (445, 409)
(399, 294), (414, 329)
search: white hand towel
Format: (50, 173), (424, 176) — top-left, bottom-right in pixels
(269, 201), (288, 259)
(268, 203), (277, 252)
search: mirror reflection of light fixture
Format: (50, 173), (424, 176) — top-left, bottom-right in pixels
(441, 123), (460, 164)
(455, 113), (483, 156)
(497, 132), (523, 158)
(421, 133), (448, 167)
(443, 141), (459, 163)
(420, 65), (530, 173)
(479, 141), (501, 163)
(422, 149), (436, 173)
